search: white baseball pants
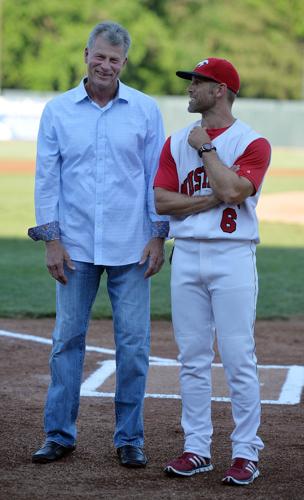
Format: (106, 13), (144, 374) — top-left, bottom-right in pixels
(171, 238), (264, 461)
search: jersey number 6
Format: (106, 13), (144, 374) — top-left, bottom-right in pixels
(220, 207), (237, 233)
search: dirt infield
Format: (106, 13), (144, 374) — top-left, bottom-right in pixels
(0, 318), (303, 499)
(1, 159), (304, 176)
(0, 160), (35, 174)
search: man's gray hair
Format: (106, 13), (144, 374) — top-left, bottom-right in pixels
(87, 21), (131, 56)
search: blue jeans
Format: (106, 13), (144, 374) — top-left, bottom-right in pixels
(44, 261), (150, 448)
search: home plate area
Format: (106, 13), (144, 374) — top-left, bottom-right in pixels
(81, 355), (303, 405)
(0, 328), (303, 406)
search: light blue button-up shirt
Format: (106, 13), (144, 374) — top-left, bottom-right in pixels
(33, 79), (168, 265)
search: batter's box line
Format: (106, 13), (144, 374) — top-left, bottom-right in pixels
(0, 330), (176, 364)
(1, 330), (303, 405)
(80, 359), (304, 405)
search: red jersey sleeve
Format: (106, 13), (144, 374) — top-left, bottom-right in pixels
(235, 138), (271, 194)
(153, 137), (179, 192)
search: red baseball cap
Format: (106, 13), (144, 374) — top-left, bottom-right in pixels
(176, 57), (240, 94)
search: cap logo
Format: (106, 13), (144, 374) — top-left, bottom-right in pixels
(196, 59), (209, 67)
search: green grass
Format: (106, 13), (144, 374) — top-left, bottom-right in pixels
(0, 141), (36, 160)
(0, 235), (303, 319)
(259, 222), (304, 247)
(270, 147), (304, 169)
(0, 238), (170, 319)
(257, 245), (304, 318)
(0, 175), (35, 237)
(0, 146), (304, 238)
(0, 143), (303, 319)
(262, 175), (304, 194)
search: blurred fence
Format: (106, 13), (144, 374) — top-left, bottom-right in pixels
(1, 90), (304, 147)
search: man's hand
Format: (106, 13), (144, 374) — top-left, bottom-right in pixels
(139, 237), (165, 279)
(45, 240), (75, 285)
(188, 126), (211, 150)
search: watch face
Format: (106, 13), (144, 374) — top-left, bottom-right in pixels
(198, 143), (216, 157)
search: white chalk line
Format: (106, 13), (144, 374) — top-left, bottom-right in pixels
(0, 329), (175, 364)
(1, 329), (303, 405)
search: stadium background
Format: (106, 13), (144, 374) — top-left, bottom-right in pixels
(0, 1), (303, 498)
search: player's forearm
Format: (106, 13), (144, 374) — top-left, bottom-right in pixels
(203, 152), (253, 204)
(154, 187), (221, 216)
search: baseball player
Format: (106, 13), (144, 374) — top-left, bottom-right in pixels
(154, 57), (271, 485)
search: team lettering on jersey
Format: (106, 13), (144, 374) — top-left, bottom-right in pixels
(168, 119), (264, 241)
(181, 165), (210, 195)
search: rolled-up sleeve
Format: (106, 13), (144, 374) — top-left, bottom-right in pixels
(28, 220), (60, 241)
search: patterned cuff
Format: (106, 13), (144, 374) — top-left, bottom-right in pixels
(28, 221), (60, 241)
(151, 221), (169, 238)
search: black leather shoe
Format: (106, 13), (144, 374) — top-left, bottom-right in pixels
(117, 445), (148, 468)
(32, 441), (76, 463)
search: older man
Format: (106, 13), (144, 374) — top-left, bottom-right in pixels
(29, 21), (168, 468)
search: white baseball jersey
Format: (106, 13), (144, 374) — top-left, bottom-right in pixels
(169, 119), (263, 242)
(154, 117), (270, 461)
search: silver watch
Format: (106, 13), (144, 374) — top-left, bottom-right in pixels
(198, 143), (217, 157)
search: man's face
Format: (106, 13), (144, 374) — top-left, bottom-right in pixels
(84, 35), (127, 91)
(187, 77), (218, 113)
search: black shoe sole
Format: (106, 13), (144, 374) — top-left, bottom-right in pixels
(119, 461), (147, 468)
(32, 447), (75, 464)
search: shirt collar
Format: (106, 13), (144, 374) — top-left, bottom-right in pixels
(72, 79), (89, 103)
(72, 78), (130, 104)
(116, 81), (130, 103)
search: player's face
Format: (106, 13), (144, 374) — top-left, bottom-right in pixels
(85, 36), (127, 92)
(187, 77), (218, 113)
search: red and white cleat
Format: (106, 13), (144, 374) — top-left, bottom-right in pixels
(164, 452), (213, 477)
(222, 457), (260, 485)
